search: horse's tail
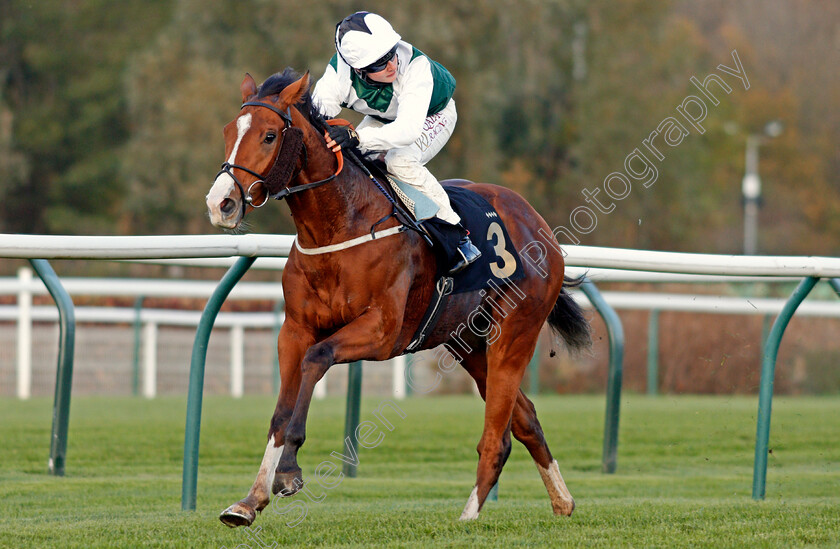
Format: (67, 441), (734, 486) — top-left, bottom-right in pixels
(547, 274), (592, 353)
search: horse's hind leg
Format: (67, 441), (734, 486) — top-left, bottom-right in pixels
(461, 355), (574, 517)
(511, 391), (575, 516)
(459, 344), (530, 520)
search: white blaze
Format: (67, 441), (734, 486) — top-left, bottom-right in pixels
(206, 113), (252, 224)
(229, 113), (252, 164)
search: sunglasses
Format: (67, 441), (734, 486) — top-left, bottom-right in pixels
(363, 46), (398, 74)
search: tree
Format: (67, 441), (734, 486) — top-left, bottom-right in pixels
(0, 0), (174, 234)
(0, 80), (30, 229)
(120, 0), (342, 235)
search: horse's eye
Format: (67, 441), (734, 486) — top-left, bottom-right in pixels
(264, 132), (277, 144)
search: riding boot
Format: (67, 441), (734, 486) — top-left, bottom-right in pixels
(451, 229), (482, 274)
(423, 219), (482, 275)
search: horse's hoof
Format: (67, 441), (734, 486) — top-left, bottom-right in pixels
(219, 502), (256, 528)
(553, 497), (575, 517)
(272, 468), (303, 497)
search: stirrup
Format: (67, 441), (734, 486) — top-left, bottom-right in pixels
(448, 237), (481, 275)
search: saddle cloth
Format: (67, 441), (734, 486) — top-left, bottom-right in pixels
(442, 186), (525, 294)
(399, 185), (527, 352)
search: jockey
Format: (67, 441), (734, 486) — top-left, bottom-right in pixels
(312, 11), (481, 275)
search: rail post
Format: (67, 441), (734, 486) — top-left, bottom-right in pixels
(487, 482), (499, 502)
(142, 322), (158, 398)
(29, 259), (76, 476)
(272, 300), (283, 395)
(230, 324), (245, 398)
(131, 296), (144, 396)
(579, 279), (625, 474)
(752, 276), (818, 500)
(16, 266), (33, 400)
(828, 278), (840, 298)
(760, 314), (773, 352)
(342, 361), (363, 477)
(647, 309), (660, 396)
(182, 256), (255, 511)
(391, 355), (407, 399)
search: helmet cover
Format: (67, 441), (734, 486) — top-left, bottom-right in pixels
(335, 12), (401, 69)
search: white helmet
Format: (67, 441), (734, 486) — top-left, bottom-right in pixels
(335, 12), (401, 70)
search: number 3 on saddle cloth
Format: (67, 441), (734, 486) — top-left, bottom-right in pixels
(383, 174), (526, 352)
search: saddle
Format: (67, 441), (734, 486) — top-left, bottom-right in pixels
(360, 157), (526, 352)
(363, 157), (524, 288)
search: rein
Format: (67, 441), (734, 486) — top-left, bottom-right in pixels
(215, 101), (343, 218)
(217, 100), (430, 249)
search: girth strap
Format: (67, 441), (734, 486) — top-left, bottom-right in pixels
(404, 276), (455, 353)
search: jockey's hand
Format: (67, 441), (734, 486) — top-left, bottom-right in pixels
(325, 125), (360, 152)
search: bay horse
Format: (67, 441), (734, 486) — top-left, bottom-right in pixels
(205, 69), (591, 527)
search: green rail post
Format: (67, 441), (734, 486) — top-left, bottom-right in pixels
(343, 361), (363, 477)
(828, 278), (840, 298)
(487, 482), (499, 502)
(579, 279), (625, 474)
(131, 296), (144, 396)
(760, 314), (773, 352)
(182, 256), (256, 511)
(29, 259), (76, 476)
(752, 276), (818, 500)
(647, 309), (659, 396)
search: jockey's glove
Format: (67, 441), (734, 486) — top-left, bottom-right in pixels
(327, 125), (360, 150)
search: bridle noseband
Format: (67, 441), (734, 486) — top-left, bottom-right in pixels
(215, 100), (342, 219)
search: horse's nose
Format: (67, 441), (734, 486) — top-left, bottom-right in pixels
(220, 198), (236, 215)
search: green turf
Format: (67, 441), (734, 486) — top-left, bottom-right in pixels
(0, 394), (838, 548)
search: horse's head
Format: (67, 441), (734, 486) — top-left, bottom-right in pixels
(206, 71), (311, 229)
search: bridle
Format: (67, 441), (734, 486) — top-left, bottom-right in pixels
(215, 100), (343, 219)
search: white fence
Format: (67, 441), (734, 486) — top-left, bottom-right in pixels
(0, 267), (410, 400)
(4, 267), (840, 400)
(563, 245), (840, 276)
(3, 235), (840, 401)
(5, 234), (837, 501)
(2, 234), (840, 275)
(0, 234), (296, 259)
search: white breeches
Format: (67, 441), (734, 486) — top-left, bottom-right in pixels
(358, 100), (460, 225)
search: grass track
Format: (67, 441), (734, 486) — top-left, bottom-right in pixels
(0, 394), (838, 548)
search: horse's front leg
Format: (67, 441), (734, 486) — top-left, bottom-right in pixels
(220, 319), (313, 528)
(273, 310), (392, 496)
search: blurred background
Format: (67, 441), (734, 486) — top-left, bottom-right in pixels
(2, 0), (838, 250)
(1, 0), (839, 396)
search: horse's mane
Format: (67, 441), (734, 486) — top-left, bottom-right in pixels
(257, 68), (326, 128)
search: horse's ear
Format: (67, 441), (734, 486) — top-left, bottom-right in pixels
(278, 71), (311, 107)
(241, 73), (258, 102)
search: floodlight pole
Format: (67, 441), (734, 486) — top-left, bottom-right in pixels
(742, 135), (761, 255)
